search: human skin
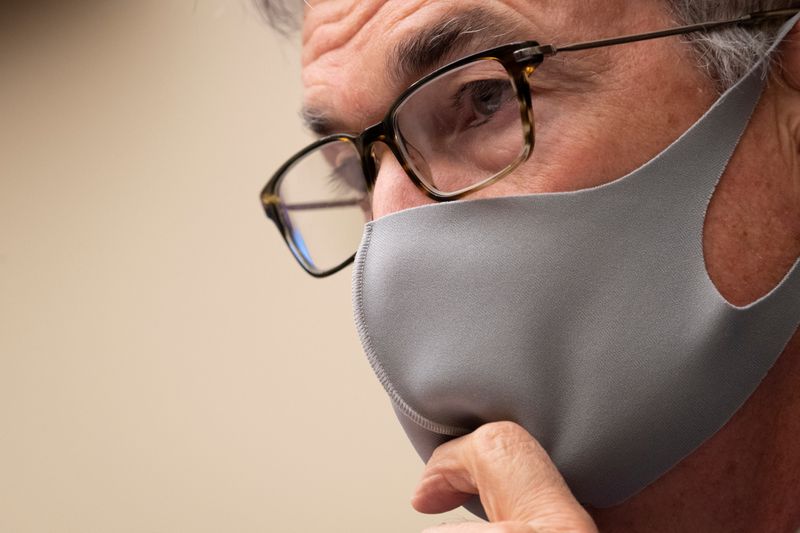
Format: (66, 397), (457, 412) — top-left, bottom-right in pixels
(299, 0), (800, 531)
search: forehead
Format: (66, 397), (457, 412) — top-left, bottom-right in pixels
(299, 0), (658, 132)
(300, 0), (625, 59)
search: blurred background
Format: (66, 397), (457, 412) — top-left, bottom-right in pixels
(0, 2), (466, 531)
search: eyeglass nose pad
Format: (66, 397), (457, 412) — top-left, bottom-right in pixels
(398, 136), (433, 185)
(370, 139), (434, 189)
(368, 142), (404, 181)
(367, 140), (436, 219)
(363, 144), (381, 181)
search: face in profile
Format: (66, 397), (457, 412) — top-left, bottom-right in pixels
(263, 1), (800, 530)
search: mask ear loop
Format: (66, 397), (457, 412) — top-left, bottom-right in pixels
(692, 12), (800, 310)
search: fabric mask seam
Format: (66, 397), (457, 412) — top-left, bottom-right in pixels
(352, 226), (470, 437)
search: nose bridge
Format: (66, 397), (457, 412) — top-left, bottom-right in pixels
(360, 121), (388, 146)
(355, 120), (434, 218)
(364, 140), (434, 219)
(369, 139), (400, 166)
(366, 139), (410, 190)
(358, 121), (403, 185)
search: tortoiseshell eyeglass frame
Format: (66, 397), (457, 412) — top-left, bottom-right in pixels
(262, 7), (799, 278)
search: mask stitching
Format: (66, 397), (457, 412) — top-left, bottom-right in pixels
(352, 224), (470, 437)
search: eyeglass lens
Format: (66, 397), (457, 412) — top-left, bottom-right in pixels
(276, 139), (371, 274)
(394, 58), (527, 195)
(276, 59), (529, 273)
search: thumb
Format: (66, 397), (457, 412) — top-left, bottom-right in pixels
(412, 422), (596, 532)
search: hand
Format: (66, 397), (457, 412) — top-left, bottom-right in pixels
(412, 422), (598, 533)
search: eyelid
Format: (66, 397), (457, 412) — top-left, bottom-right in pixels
(451, 78), (507, 106)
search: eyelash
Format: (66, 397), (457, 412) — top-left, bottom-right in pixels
(451, 79), (513, 128)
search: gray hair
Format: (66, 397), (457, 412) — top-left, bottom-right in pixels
(258, 1), (795, 91)
(665, 0), (795, 92)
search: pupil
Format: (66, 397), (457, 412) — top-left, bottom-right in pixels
(471, 80), (505, 116)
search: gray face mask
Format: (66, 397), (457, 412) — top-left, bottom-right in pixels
(352, 17), (800, 510)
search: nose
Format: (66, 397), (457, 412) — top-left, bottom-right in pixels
(370, 142), (434, 219)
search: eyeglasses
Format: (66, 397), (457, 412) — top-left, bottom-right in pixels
(261, 7), (799, 278)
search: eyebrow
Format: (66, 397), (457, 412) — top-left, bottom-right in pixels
(301, 106), (335, 137)
(391, 7), (524, 86)
(301, 7), (526, 137)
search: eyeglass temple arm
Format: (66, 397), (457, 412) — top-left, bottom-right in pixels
(262, 194), (366, 211)
(534, 7), (799, 57)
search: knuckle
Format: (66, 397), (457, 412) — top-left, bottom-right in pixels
(471, 421), (529, 456)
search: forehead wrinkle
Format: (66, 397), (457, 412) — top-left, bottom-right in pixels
(301, 1), (385, 67)
(299, 0), (613, 137)
(301, 0), (434, 134)
(389, 6), (526, 86)
(302, 0), (432, 68)
(300, 0), (351, 44)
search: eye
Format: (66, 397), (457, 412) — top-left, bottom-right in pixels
(455, 78), (516, 128)
(470, 80), (507, 114)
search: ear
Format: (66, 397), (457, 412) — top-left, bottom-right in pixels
(778, 18), (800, 90)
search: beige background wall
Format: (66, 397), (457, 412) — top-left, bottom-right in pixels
(0, 2), (465, 531)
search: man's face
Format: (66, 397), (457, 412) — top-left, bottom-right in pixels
(296, 1), (800, 525)
(299, 0), (799, 308)
(301, 0), (715, 213)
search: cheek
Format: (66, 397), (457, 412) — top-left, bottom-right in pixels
(455, 125), (527, 180)
(511, 93), (627, 192)
(508, 36), (717, 194)
(518, 79), (714, 193)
